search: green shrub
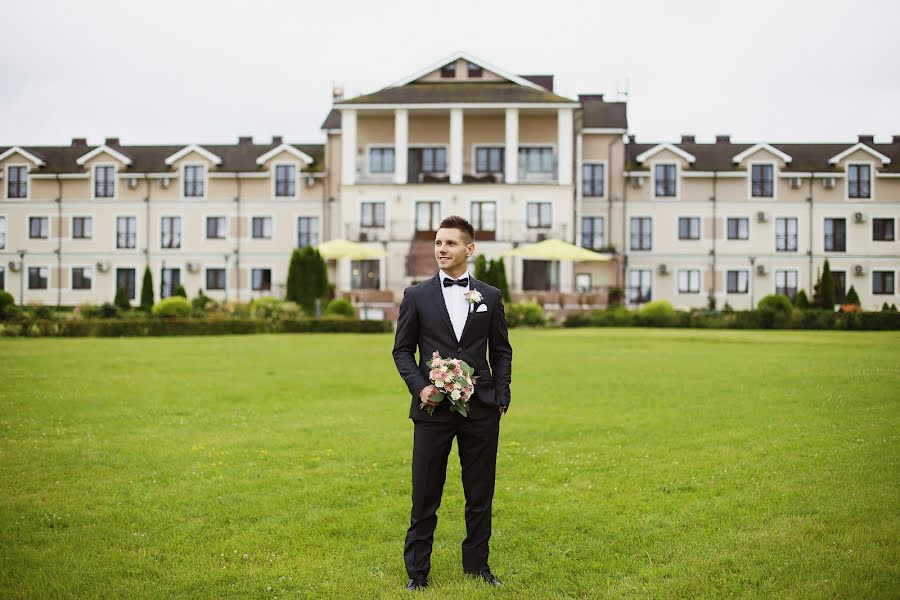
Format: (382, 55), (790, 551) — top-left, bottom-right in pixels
(278, 301), (302, 319)
(845, 285), (861, 306)
(325, 298), (356, 318)
(192, 290), (217, 313)
(0, 290), (16, 320)
(637, 300), (677, 327)
(140, 266), (154, 312)
(250, 296), (282, 319)
(99, 303), (119, 318)
(506, 301), (544, 328)
(591, 306), (636, 327)
(793, 290), (810, 309)
(173, 284), (187, 298)
(114, 287), (131, 311)
(757, 294), (794, 314)
(152, 297), (192, 318)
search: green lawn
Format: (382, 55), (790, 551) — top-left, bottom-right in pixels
(1, 329), (898, 599)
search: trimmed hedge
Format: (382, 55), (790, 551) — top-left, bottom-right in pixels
(0, 317), (392, 337)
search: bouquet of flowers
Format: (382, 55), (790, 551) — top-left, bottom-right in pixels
(421, 351), (478, 417)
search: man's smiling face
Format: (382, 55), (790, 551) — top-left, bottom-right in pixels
(434, 227), (474, 277)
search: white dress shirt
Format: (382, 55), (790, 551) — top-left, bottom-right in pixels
(439, 269), (471, 342)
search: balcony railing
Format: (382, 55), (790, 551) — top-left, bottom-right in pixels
(161, 233), (182, 249)
(349, 220), (568, 244)
(117, 232), (137, 249)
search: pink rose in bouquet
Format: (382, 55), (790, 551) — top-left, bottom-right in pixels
(421, 351), (478, 417)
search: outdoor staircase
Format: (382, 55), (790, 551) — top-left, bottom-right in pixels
(406, 237), (436, 278)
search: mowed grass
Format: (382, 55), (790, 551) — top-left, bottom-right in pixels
(0, 329), (898, 599)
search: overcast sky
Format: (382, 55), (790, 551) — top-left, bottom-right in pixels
(2, 0), (898, 147)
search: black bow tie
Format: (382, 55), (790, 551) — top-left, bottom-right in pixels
(443, 277), (469, 288)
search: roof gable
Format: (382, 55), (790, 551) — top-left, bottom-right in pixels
(635, 143), (696, 165)
(828, 142), (891, 165)
(165, 144), (223, 166)
(256, 144), (314, 166)
(731, 143), (792, 165)
(75, 145), (133, 167)
(389, 51), (547, 91)
(0, 146), (46, 167)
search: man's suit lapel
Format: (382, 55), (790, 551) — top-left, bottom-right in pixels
(430, 274), (458, 342)
(458, 275), (482, 346)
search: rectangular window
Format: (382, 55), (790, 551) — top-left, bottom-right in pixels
(751, 164), (774, 197)
(467, 62), (482, 78)
(206, 216), (226, 239)
(161, 267), (181, 298)
(677, 269), (701, 293)
(848, 165), (871, 198)
(654, 164), (676, 197)
(775, 217), (798, 252)
(470, 201), (496, 232)
(351, 259), (380, 290)
(420, 148), (447, 174)
(678, 217), (700, 240)
(630, 217), (652, 250)
(116, 216), (137, 249)
(824, 218), (846, 252)
(7, 166), (27, 198)
(727, 217), (749, 240)
(252, 268), (272, 291)
(775, 270), (798, 299)
(727, 270), (749, 294)
(475, 147), (504, 173)
(873, 271), (895, 295)
(29, 216), (49, 239)
(360, 202), (385, 227)
(72, 216), (92, 239)
(369, 147), (395, 173)
(116, 268), (136, 301)
(581, 217), (604, 250)
(0, 216), (6, 249)
(526, 202), (552, 228)
(94, 165), (115, 198)
(275, 165), (296, 197)
(206, 268), (226, 291)
(582, 163), (605, 197)
(183, 165), (205, 197)
(29, 266), (49, 289)
(873, 218), (895, 241)
(628, 269), (652, 304)
(72, 267), (92, 290)
(297, 216), (319, 247)
(519, 147), (554, 173)
(161, 216), (181, 249)
(252, 216), (272, 239)
(0, 266), (4, 291)
(441, 63), (456, 78)
(833, 271), (846, 304)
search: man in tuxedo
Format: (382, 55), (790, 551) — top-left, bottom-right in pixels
(393, 215), (513, 591)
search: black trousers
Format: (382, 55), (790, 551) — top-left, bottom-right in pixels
(404, 400), (501, 579)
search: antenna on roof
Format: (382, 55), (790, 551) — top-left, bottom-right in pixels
(616, 77), (630, 102)
(332, 82), (344, 101)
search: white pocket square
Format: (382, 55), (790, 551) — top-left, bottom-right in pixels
(476, 304), (488, 313)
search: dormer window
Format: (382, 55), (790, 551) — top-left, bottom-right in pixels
(6, 166), (27, 198)
(184, 165), (205, 197)
(94, 165), (116, 198)
(440, 63), (456, 78)
(654, 164), (676, 197)
(751, 164), (774, 197)
(467, 62), (482, 78)
(848, 164), (871, 198)
(275, 164), (296, 197)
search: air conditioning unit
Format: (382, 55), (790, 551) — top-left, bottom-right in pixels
(95, 261), (111, 273)
(789, 177), (803, 189)
(854, 212), (866, 224)
(756, 264), (768, 276)
(630, 175), (645, 188)
(128, 177), (139, 190)
(657, 264), (669, 276)
(854, 264), (866, 276)
(305, 176), (316, 188)
(756, 211), (769, 223)
(186, 261), (200, 273)
(161, 177), (171, 189)
(822, 177), (836, 189)
(8, 261), (20, 272)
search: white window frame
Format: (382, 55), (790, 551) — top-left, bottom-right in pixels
(295, 214), (320, 248)
(774, 217), (799, 253)
(871, 217), (895, 242)
(628, 268), (653, 304)
(580, 215), (605, 250)
(70, 215), (93, 240)
(526, 201), (553, 229)
(180, 163), (207, 200)
(468, 199), (499, 235)
(726, 217), (750, 241)
(366, 144), (396, 177)
(27, 215), (50, 239)
(114, 214), (138, 250)
(845, 161), (874, 201)
(726, 270), (749, 294)
(676, 269), (702, 294)
(204, 266), (228, 291)
(251, 215), (274, 240)
(204, 214), (228, 240)
(70, 265), (94, 292)
(774, 269), (799, 297)
(471, 144), (505, 176)
(251, 267), (273, 292)
(408, 144), (450, 178)
(272, 162), (299, 199)
(28, 265), (50, 290)
(4, 163), (30, 201)
(630, 216), (653, 251)
(747, 160), (777, 201)
(677, 216), (701, 241)
(0, 215), (6, 249)
(360, 200), (387, 229)
(91, 162), (118, 200)
(581, 160), (608, 199)
(160, 215), (183, 250)
(871, 270), (896, 296)
(651, 161), (679, 200)
(115, 267), (138, 301)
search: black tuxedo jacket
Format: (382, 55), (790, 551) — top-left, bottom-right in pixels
(393, 273), (513, 421)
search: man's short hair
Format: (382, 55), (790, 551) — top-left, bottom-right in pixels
(438, 215), (475, 243)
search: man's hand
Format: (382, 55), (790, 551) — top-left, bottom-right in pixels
(419, 384), (440, 407)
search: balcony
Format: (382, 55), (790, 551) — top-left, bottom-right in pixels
(348, 220), (568, 244)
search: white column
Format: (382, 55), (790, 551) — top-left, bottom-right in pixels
(340, 109), (357, 186)
(505, 108), (519, 184)
(338, 257), (352, 292)
(394, 109), (408, 184)
(449, 108), (463, 184)
(557, 108), (573, 185)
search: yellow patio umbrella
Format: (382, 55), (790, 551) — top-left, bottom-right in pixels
(316, 238), (387, 260)
(502, 238), (612, 261)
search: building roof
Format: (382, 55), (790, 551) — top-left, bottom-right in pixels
(0, 141), (325, 173)
(580, 95), (628, 130)
(335, 82), (577, 105)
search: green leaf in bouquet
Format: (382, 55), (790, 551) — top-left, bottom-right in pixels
(461, 361), (475, 376)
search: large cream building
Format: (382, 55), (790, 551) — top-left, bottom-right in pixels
(1, 53), (898, 314)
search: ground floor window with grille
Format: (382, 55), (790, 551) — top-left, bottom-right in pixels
(252, 216), (272, 239)
(727, 270), (749, 294)
(873, 271), (895, 295)
(116, 268), (136, 301)
(72, 216), (92, 239)
(351, 259), (380, 290)
(161, 268), (181, 298)
(252, 268), (272, 292)
(29, 266), (48, 289)
(628, 269), (652, 303)
(206, 268), (226, 291)
(581, 216), (604, 250)
(677, 269), (700, 293)
(775, 270), (798, 299)
(71, 267), (92, 290)
(297, 217), (318, 247)
(117, 216), (137, 249)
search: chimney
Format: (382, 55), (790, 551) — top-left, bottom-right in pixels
(893, 135), (900, 144)
(71, 138), (87, 147)
(627, 134), (636, 144)
(858, 134), (875, 144)
(272, 136), (283, 145)
(578, 94), (605, 103)
(332, 84), (344, 101)
(680, 134), (696, 144)
(715, 135), (731, 144)
(238, 136), (253, 145)
(104, 137), (120, 146)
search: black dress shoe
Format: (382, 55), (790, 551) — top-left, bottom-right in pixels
(466, 568), (502, 587)
(405, 576), (428, 591)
